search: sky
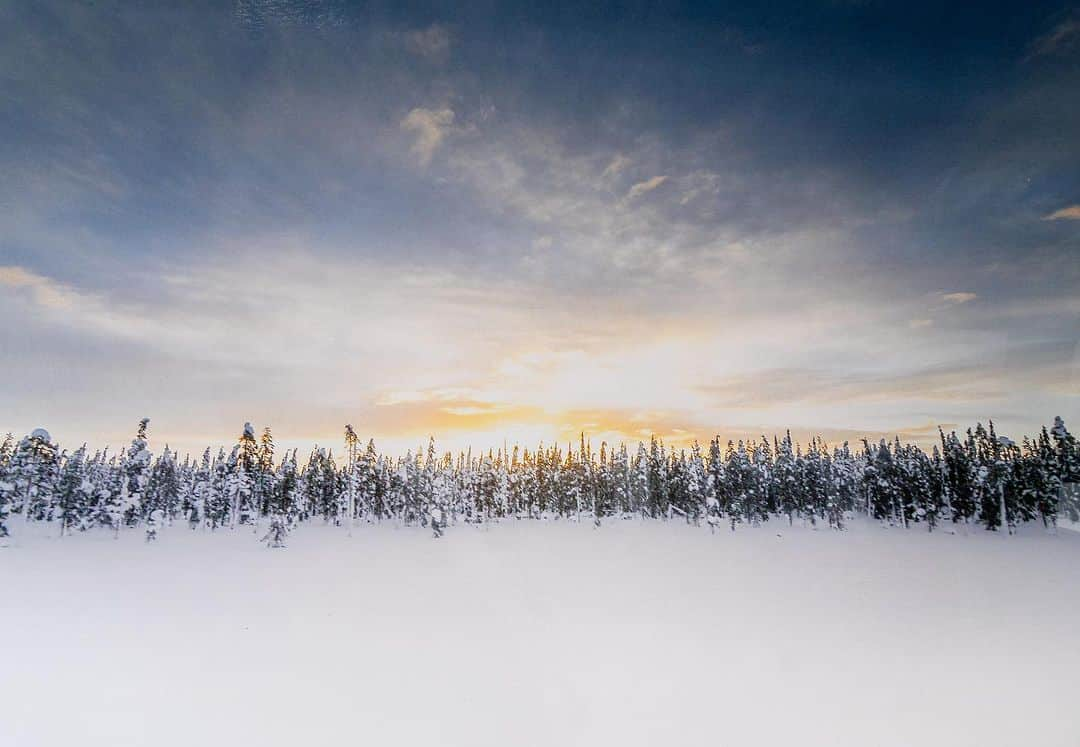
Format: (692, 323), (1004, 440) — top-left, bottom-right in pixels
(1, 0), (1078, 458)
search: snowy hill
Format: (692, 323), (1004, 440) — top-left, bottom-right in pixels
(3, 518), (1078, 747)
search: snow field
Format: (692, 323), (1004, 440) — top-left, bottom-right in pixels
(2, 518), (1078, 747)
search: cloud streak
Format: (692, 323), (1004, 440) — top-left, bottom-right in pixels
(1029, 16), (1080, 58)
(400, 107), (457, 166)
(1043, 204), (1080, 220)
(942, 292), (977, 305)
(626, 175), (669, 200)
(396, 24), (452, 61)
(0, 265), (76, 310)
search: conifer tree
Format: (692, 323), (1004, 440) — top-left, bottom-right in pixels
(0, 433), (15, 539)
(755, 436), (774, 520)
(188, 448), (212, 529)
(203, 448), (227, 528)
(776, 432), (799, 524)
(121, 419), (152, 531)
(10, 429), (60, 524)
(1034, 427), (1066, 524)
(56, 445), (87, 537)
(263, 449), (297, 548)
(146, 446), (181, 536)
(344, 425), (359, 533)
(257, 426), (276, 518)
(646, 436), (668, 518)
(233, 423), (259, 528)
(632, 443), (649, 518)
(1050, 417), (1079, 521)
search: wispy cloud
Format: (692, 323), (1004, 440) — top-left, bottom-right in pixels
(400, 107), (456, 165)
(0, 265), (76, 310)
(602, 154), (631, 178)
(1043, 204), (1080, 220)
(1028, 16), (1080, 58)
(698, 344), (1072, 411)
(395, 24), (452, 61)
(942, 292), (977, 305)
(626, 175), (669, 200)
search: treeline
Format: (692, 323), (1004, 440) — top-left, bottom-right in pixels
(0, 418), (1077, 545)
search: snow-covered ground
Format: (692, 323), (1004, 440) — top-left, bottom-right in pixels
(3, 518), (1078, 747)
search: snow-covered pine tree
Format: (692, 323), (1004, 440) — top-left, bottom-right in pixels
(685, 441), (708, 526)
(355, 438), (378, 522)
(632, 442), (649, 518)
(754, 436), (774, 524)
(1050, 417), (1079, 521)
(422, 437), (438, 524)
(861, 439), (897, 524)
(721, 441), (742, 529)
(614, 443), (632, 517)
(1034, 427), (1067, 524)
(776, 432), (798, 525)
(145, 446), (180, 539)
(703, 438), (723, 533)
(494, 448), (510, 520)
(56, 444), (87, 537)
(206, 448), (230, 529)
(665, 451), (690, 523)
(344, 425), (359, 534)
(802, 439), (826, 527)
(121, 419), (152, 532)
(225, 444), (251, 531)
(940, 428), (976, 525)
(188, 448), (212, 529)
(12, 429), (60, 525)
(1050, 416), (1079, 480)
(828, 442), (856, 530)
(234, 423), (259, 528)
(87, 449), (123, 535)
(646, 436), (668, 519)
(263, 449), (298, 548)
(0, 434), (15, 540)
(257, 426), (276, 519)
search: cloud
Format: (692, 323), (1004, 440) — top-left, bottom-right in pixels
(367, 386), (976, 453)
(908, 318), (933, 329)
(370, 392), (710, 450)
(1029, 16), (1080, 58)
(698, 338), (1074, 414)
(626, 175), (668, 200)
(0, 265), (76, 310)
(0, 264), (222, 350)
(1043, 204), (1080, 220)
(400, 107), (456, 165)
(396, 24), (452, 61)
(602, 154), (631, 178)
(942, 292), (977, 305)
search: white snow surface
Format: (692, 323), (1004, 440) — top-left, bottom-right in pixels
(2, 518), (1079, 747)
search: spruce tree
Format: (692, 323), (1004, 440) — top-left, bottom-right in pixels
(263, 449), (297, 548)
(56, 445), (87, 537)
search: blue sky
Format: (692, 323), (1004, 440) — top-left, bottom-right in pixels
(1, 0), (1078, 455)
